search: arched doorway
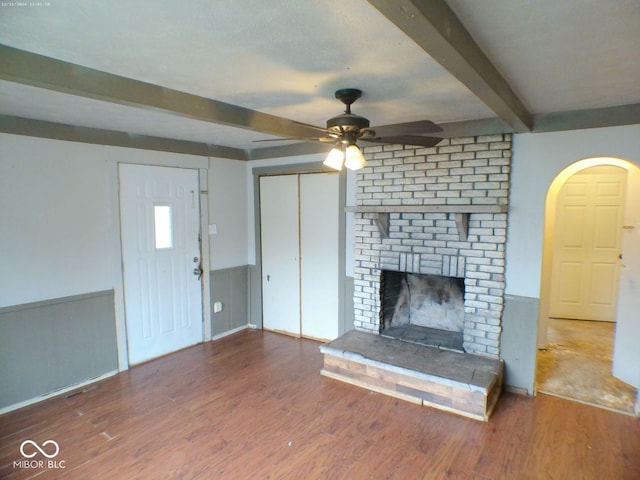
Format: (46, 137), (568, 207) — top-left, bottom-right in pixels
(536, 157), (640, 414)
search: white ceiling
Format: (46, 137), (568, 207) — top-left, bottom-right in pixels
(447, 0), (640, 113)
(1, 0), (638, 156)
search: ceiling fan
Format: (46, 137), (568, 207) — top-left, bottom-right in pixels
(257, 88), (443, 170)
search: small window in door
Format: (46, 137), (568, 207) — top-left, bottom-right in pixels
(154, 205), (173, 249)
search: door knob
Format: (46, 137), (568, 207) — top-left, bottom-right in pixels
(193, 266), (203, 280)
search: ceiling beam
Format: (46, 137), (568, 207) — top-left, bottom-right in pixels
(248, 142), (333, 160)
(437, 117), (514, 138)
(0, 114), (334, 160)
(368, 0), (533, 133)
(533, 104), (640, 133)
(0, 115), (249, 160)
(0, 45), (327, 141)
(4, 108), (638, 161)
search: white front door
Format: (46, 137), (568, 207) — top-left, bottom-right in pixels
(119, 164), (203, 365)
(549, 167), (627, 321)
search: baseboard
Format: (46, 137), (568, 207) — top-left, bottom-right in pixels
(0, 370), (118, 415)
(504, 385), (530, 396)
(211, 325), (249, 341)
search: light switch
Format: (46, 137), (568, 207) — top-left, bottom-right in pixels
(213, 301), (223, 313)
(208, 224), (218, 235)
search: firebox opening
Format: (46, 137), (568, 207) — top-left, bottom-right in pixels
(380, 270), (465, 352)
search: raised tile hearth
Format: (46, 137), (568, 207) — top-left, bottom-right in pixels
(320, 331), (503, 421)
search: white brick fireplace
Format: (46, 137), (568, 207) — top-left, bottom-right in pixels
(350, 135), (511, 357)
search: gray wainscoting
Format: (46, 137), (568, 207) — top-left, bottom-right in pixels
(248, 265), (262, 329)
(210, 266), (249, 337)
(343, 276), (355, 335)
(500, 294), (539, 395)
(0, 290), (118, 409)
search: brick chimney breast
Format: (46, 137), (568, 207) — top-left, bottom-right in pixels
(351, 135), (512, 357)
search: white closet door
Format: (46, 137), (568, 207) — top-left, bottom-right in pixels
(260, 175), (301, 336)
(300, 172), (340, 340)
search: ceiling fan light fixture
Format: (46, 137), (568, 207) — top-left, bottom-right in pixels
(323, 146), (345, 171)
(344, 144), (366, 170)
(259, 88), (441, 166)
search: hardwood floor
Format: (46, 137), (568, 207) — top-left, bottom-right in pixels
(1, 329), (639, 479)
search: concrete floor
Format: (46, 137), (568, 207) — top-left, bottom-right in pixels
(536, 318), (637, 414)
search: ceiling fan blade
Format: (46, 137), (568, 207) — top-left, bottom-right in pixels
(361, 135), (443, 148)
(370, 120), (442, 137)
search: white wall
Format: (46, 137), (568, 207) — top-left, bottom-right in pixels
(0, 133), (247, 309)
(0, 135), (113, 307)
(4, 125), (637, 308)
(208, 157), (249, 270)
(506, 125), (640, 298)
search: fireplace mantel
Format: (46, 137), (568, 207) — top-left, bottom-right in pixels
(345, 205), (508, 214)
(345, 205), (506, 240)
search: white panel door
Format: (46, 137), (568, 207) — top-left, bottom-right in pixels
(119, 164), (203, 365)
(260, 175), (301, 336)
(549, 168), (626, 321)
(300, 172), (340, 341)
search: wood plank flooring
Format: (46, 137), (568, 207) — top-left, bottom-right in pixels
(1, 329), (639, 479)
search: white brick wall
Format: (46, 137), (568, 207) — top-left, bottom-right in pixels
(352, 135), (512, 357)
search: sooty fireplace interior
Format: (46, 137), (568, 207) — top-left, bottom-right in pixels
(379, 270), (465, 352)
